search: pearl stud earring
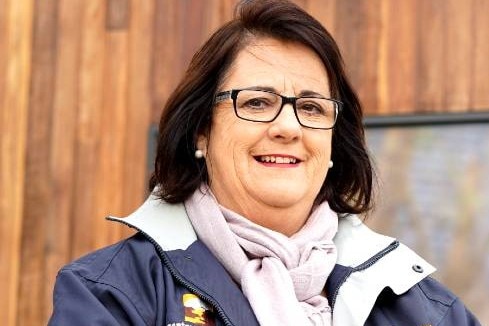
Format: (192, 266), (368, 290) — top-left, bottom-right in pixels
(195, 149), (204, 159)
(328, 160), (333, 169)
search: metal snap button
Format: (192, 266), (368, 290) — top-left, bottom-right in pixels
(412, 264), (424, 273)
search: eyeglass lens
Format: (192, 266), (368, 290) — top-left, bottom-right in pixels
(234, 90), (337, 129)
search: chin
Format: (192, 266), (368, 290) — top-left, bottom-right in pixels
(253, 186), (311, 208)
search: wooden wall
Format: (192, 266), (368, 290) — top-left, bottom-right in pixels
(1, 0), (488, 325)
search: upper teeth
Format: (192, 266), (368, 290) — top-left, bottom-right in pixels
(259, 156), (297, 164)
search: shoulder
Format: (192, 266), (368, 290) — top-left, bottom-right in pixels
(59, 232), (161, 283)
(417, 277), (480, 325)
(56, 233), (166, 302)
(418, 276), (457, 307)
(50, 233), (164, 325)
(367, 277), (481, 325)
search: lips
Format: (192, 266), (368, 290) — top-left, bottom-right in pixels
(254, 155), (301, 164)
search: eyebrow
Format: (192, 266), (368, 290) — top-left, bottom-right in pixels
(240, 85), (328, 98)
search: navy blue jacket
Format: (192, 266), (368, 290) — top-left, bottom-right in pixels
(48, 197), (481, 325)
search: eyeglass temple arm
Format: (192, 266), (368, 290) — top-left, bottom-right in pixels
(215, 91), (232, 104)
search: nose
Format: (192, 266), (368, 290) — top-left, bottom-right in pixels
(267, 103), (302, 142)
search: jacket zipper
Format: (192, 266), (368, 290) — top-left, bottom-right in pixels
(330, 240), (400, 308)
(108, 218), (235, 326)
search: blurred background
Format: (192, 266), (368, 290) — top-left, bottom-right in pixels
(1, 0), (488, 325)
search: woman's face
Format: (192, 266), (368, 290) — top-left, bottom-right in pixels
(198, 37), (332, 226)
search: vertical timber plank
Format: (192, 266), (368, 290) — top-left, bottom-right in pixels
(202, 0), (236, 37)
(444, 0), (472, 112)
(383, 0), (417, 114)
(106, 0), (129, 30)
(360, 0), (382, 114)
(303, 0), (337, 37)
(45, 0), (82, 320)
(71, 0), (106, 259)
(181, 0), (206, 67)
(122, 0), (155, 218)
(416, 0), (445, 112)
(0, 0), (6, 108)
(0, 5), (9, 321)
(375, 0), (389, 114)
(336, 0), (382, 114)
(18, 0), (58, 324)
(0, 0), (34, 325)
(93, 0), (129, 247)
(152, 0), (184, 122)
(472, 0), (489, 110)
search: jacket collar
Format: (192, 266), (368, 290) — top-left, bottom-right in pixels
(108, 193), (197, 250)
(108, 195), (435, 326)
(329, 215), (436, 325)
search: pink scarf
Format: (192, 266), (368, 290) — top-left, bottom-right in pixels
(184, 185), (338, 325)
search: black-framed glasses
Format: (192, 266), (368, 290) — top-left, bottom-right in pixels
(215, 88), (342, 130)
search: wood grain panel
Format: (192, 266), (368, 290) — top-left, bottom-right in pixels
(71, 0), (106, 259)
(375, 0), (389, 114)
(121, 0), (155, 216)
(17, 0), (58, 324)
(152, 0), (184, 121)
(106, 0), (129, 30)
(202, 0), (237, 35)
(94, 26), (129, 247)
(380, 0), (417, 114)
(0, 1), (34, 325)
(0, 1), (6, 106)
(472, 0), (489, 109)
(444, 0), (473, 111)
(45, 0), (82, 319)
(304, 0), (337, 36)
(336, 0), (383, 113)
(181, 0), (206, 66)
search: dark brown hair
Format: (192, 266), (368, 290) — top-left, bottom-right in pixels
(150, 0), (374, 215)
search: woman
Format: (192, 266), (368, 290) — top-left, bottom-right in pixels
(49, 0), (480, 325)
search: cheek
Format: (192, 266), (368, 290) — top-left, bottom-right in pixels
(310, 133), (332, 157)
(308, 135), (332, 173)
(206, 116), (245, 169)
(207, 112), (235, 148)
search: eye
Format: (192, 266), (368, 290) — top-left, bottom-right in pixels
(242, 97), (273, 111)
(297, 101), (326, 115)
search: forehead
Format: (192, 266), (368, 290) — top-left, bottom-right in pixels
(221, 37), (330, 95)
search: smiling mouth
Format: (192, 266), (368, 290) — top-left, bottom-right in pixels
(254, 155), (301, 164)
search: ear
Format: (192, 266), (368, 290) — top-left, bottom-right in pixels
(196, 134), (208, 156)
